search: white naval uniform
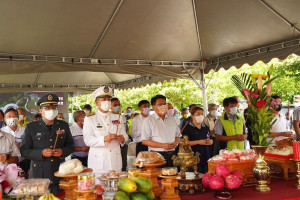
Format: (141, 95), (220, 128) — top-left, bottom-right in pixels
(83, 110), (128, 174)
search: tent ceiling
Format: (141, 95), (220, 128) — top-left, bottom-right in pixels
(0, 0), (299, 92)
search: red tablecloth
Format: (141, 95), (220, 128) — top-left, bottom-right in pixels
(56, 178), (300, 200)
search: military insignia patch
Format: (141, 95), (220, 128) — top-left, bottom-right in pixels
(112, 120), (120, 125)
(48, 95), (53, 101)
(96, 123), (102, 128)
(103, 86), (109, 93)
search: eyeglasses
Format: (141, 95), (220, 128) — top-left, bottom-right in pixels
(42, 106), (58, 110)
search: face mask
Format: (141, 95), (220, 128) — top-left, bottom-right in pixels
(142, 108), (150, 115)
(210, 110), (218, 117)
(229, 107), (238, 115)
(84, 110), (90, 115)
(194, 115), (204, 124)
(126, 110), (131, 114)
(57, 118), (63, 121)
(18, 115), (24, 121)
(157, 105), (167, 115)
(6, 118), (19, 127)
(167, 109), (174, 116)
(44, 110), (58, 121)
(99, 101), (111, 112)
(294, 103), (300, 108)
(183, 114), (189, 118)
(276, 104), (282, 111)
(174, 114), (180, 118)
(113, 106), (121, 113)
(0, 121), (3, 127)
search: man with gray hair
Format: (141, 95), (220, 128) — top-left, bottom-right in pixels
(70, 110), (89, 166)
(204, 103), (220, 155)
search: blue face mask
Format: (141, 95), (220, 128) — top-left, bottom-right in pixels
(174, 114), (180, 118)
(229, 107), (238, 115)
(113, 106), (121, 113)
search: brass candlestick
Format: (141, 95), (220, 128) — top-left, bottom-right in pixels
(291, 159), (300, 189)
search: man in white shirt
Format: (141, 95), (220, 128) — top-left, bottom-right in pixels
(293, 95), (300, 139)
(111, 97), (128, 171)
(141, 95), (180, 167)
(131, 100), (150, 156)
(0, 130), (20, 164)
(83, 86), (128, 176)
(70, 110), (89, 166)
(268, 95), (294, 145)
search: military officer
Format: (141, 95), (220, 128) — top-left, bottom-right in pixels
(83, 86), (128, 179)
(20, 94), (74, 194)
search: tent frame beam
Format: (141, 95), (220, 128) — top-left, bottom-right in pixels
(260, 0), (300, 34)
(0, 53), (201, 68)
(89, 0), (124, 58)
(206, 37), (300, 66)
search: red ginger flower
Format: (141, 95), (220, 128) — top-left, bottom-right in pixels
(256, 100), (267, 109)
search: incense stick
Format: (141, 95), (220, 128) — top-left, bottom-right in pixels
(177, 120), (189, 137)
(53, 128), (60, 149)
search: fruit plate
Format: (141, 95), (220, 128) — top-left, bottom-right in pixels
(159, 174), (180, 179)
(133, 161), (166, 168)
(210, 186), (242, 199)
(54, 168), (93, 178)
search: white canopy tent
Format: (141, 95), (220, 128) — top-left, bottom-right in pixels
(0, 0), (299, 94)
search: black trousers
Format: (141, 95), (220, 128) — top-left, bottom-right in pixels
(154, 151), (175, 167)
(121, 144), (128, 171)
(136, 142), (148, 156)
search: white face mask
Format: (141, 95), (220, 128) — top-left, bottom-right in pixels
(167, 109), (174, 116)
(194, 115), (204, 124)
(142, 108), (150, 115)
(230, 107), (238, 115)
(84, 110), (90, 114)
(18, 115), (24, 121)
(6, 118), (19, 127)
(99, 100), (111, 112)
(44, 110), (58, 121)
(157, 105), (168, 115)
(210, 110), (218, 117)
(294, 102), (300, 108)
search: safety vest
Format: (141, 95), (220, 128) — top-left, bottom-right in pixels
(219, 112), (244, 150)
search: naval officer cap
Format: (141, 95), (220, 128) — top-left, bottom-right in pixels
(37, 94), (59, 107)
(92, 85), (113, 99)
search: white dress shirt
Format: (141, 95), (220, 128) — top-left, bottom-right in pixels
(83, 110), (129, 174)
(268, 113), (290, 145)
(70, 123), (88, 158)
(131, 115), (147, 143)
(141, 113), (180, 152)
(1, 126), (25, 143)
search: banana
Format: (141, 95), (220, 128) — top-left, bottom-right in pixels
(50, 193), (60, 200)
(38, 195), (46, 200)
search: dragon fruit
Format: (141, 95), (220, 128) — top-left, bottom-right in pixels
(215, 164), (230, 179)
(209, 175), (224, 190)
(202, 173), (212, 188)
(225, 175), (241, 189)
(231, 171), (244, 185)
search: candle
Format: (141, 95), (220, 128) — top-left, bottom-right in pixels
(293, 142), (300, 160)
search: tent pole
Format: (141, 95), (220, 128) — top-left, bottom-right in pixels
(200, 66), (208, 116)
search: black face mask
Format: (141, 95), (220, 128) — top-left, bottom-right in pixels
(276, 104), (282, 111)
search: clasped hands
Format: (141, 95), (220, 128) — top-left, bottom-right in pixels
(104, 133), (125, 143)
(163, 141), (178, 150)
(42, 148), (63, 157)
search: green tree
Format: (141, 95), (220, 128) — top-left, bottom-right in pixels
(69, 55), (300, 113)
